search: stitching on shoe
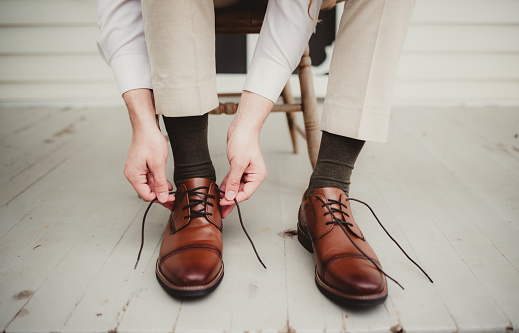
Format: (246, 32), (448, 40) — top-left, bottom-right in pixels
(160, 244), (222, 264)
(322, 254), (381, 278)
(315, 271), (388, 300)
(325, 254), (381, 269)
(156, 260), (224, 291)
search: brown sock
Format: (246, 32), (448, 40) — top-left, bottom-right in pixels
(306, 131), (365, 198)
(162, 113), (216, 187)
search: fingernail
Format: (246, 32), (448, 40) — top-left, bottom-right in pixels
(158, 192), (168, 202)
(225, 190), (235, 201)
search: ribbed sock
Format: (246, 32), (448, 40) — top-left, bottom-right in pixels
(162, 113), (216, 187)
(306, 131), (365, 198)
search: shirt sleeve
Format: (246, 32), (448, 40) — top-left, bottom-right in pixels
(243, 0), (323, 102)
(97, 0), (152, 95)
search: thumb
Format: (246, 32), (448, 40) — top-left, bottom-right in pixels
(224, 160), (246, 201)
(151, 167), (169, 203)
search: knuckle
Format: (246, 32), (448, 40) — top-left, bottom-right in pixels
(227, 178), (241, 187)
(154, 179), (167, 188)
(148, 158), (164, 169)
(231, 158), (247, 169)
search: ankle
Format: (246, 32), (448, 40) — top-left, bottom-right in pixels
(306, 131), (364, 200)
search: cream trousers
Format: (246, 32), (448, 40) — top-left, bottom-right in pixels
(141, 0), (414, 143)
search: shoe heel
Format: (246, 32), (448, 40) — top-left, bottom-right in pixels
(297, 222), (314, 253)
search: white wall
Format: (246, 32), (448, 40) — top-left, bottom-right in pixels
(0, 0), (518, 105)
(395, 0), (519, 105)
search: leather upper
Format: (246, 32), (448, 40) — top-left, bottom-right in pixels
(299, 187), (386, 296)
(158, 178), (223, 288)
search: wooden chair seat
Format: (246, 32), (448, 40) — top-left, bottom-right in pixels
(214, 1), (266, 34)
(210, 1), (321, 167)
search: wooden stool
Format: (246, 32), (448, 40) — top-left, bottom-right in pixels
(210, 1), (321, 168)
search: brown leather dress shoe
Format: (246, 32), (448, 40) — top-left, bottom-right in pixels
(297, 187), (388, 306)
(155, 178), (224, 297)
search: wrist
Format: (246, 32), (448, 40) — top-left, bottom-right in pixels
(122, 89), (158, 132)
(233, 91), (274, 133)
(131, 116), (159, 134)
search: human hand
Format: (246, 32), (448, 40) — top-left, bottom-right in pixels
(124, 125), (175, 210)
(122, 89), (175, 210)
(219, 91), (273, 218)
(220, 122), (267, 218)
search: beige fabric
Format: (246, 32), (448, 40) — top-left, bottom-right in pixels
(143, 0), (414, 142)
(140, 0), (245, 116)
(141, 0), (220, 116)
(321, 0), (415, 142)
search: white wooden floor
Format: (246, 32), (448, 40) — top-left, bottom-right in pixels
(0, 105), (518, 333)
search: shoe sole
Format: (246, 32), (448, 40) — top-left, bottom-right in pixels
(297, 221), (388, 307)
(155, 259), (224, 298)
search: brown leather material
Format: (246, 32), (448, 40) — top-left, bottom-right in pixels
(156, 178), (224, 296)
(298, 187), (387, 304)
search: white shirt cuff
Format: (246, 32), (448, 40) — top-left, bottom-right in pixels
(110, 54), (153, 95)
(243, 57), (292, 103)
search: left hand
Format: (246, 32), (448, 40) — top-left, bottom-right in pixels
(219, 91), (273, 218)
(220, 120), (267, 218)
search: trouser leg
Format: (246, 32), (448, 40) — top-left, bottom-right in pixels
(321, 0), (415, 142)
(141, 0), (218, 116)
(307, 0), (414, 195)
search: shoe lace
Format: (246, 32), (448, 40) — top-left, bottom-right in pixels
(315, 195), (434, 290)
(178, 186), (214, 220)
(134, 187), (267, 270)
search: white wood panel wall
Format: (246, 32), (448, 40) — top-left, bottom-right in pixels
(0, 0), (518, 104)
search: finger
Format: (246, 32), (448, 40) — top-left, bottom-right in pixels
(235, 173), (264, 203)
(159, 199), (175, 211)
(147, 172), (155, 193)
(156, 182), (175, 210)
(221, 203), (236, 219)
(224, 159), (247, 201)
(220, 175), (246, 206)
(126, 168), (154, 201)
(219, 198), (235, 206)
(134, 182), (154, 201)
(150, 164), (169, 203)
(219, 176), (239, 206)
(219, 175), (228, 200)
(146, 172), (160, 200)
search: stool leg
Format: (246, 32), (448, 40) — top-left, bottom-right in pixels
(298, 47), (320, 169)
(281, 82), (298, 154)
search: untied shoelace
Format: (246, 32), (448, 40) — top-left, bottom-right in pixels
(134, 187), (267, 270)
(315, 195), (434, 290)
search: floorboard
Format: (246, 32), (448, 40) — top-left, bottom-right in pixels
(0, 106), (517, 333)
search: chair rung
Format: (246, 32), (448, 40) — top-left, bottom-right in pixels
(210, 102), (302, 115)
(272, 104), (303, 112)
(217, 93), (242, 98)
(215, 27), (261, 34)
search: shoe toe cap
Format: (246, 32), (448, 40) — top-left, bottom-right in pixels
(324, 258), (386, 296)
(160, 248), (222, 287)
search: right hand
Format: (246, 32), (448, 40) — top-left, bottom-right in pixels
(124, 124), (175, 210)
